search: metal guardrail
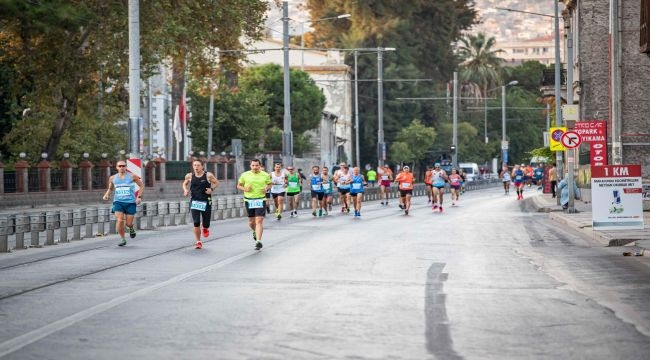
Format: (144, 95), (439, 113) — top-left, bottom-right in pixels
(0, 181), (498, 252)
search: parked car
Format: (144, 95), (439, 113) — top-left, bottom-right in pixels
(459, 162), (480, 181)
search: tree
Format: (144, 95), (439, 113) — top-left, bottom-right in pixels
(0, 1), (269, 161)
(305, 0), (479, 164)
(238, 64), (326, 155)
(457, 32), (505, 97)
(391, 119), (436, 172)
(187, 87), (270, 155)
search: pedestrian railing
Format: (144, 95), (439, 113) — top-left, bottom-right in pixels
(0, 181), (498, 252)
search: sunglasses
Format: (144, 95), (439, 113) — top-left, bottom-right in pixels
(287, 168), (294, 171)
(117, 165), (126, 168)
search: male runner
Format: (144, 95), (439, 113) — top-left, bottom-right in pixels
(309, 165), (325, 217)
(269, 163), (287, 220)
(285, 166), (302, 217)
(333, 163), (351, 213)
(103, 160), (144, 246)
(237, 159), (271, 250)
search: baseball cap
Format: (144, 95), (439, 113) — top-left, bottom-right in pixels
(434, 163), (440, 167)
(403, 166), (410, 170)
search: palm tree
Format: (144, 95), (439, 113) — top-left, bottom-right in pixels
(457, 32), (504, 98)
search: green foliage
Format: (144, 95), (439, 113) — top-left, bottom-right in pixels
(457, 32), (505, 96)
(0, 0), (269, 161)
(392, 119), (437, 170)
(306, 0), (479, 165)
(236, 64), (325, 155)
(389, 141), (415, 165)
(188, 87), (270, 155)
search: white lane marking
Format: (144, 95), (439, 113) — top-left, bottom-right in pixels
(0, 250), (254, 357)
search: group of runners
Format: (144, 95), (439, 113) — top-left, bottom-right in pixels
(499, 163), (546, 200)
(104, 159), (468, 251)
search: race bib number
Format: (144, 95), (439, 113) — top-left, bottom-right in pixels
(190, 200), (208, 212)
(381, 175), (388, 180)
(401, 182), (411, 188)
(288, 181), (298, 188)
(322, 183), (331, 190)
(516, 175), (522, 181)
(311, 184), (322, 191)
(115, 186), (130, 197)
(352, 183), (362, 190)
(271, 184), (285, 193)
(247, 199), (264, 209)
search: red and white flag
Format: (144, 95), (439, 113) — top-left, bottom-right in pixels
(172, 87), (187, 143)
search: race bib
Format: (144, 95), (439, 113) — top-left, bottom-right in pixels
(248, 199), (264, 209)
(190, 200), (207, 212)
(271, 184), (285, 193)
(311, 184), (322, 191)
(322, 183), (331, 190)
(115, 186), (130, 197)
(381, 175), (388, 180)
(401, 182), (411, 188)
(352, 183), (362, 190)
(288, 181), (298, 188)
(516, 175), (522, 181)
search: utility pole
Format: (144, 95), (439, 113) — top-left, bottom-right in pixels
(452, 72), (458, 168)
(282, 1), (293, 166)
(354, 50), (360, 168)
(377, 48), (385, 167)
(128, 0), (140, 159)
(554, 0), (563, 205)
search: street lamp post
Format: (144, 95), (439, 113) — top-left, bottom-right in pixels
(299, 14), (350, 71)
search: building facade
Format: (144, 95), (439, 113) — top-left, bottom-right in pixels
(563, 0), (650, 173)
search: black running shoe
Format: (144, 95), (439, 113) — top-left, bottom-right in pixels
(128, 226), (136, 239)
(255, 241), (263, 250)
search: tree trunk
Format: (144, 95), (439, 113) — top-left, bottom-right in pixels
(43, 94), (75, 161)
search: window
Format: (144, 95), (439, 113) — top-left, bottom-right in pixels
(642, 0), (650, 55)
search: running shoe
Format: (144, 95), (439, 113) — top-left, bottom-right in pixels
(324, 211), (328, 216)
(255, 241), (263, 250)
(432, 204), (439, 211)
(195, 240), (203, 249)
(380, 202), (385, 205)
(202, 228), (209, 238)
(405, 209), (409, 215)
(346, 207), (350, 213)
(451, 202), (456, 206)
(277, 213), (282, 220)
(252, 230), (257, 241)
(318, 209), (323, 217)
(439, 206), (443, 213)
(312, 210), (317, 217)
(341, 206), (346, 213)
(290, 212), (295, 218)
(128, 226), (136, 239)
(118, 238), (127, 247)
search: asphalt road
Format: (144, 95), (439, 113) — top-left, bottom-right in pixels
(1, 187), (649, 359)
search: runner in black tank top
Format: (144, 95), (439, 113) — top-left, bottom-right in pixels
(182, 160), (219, 249)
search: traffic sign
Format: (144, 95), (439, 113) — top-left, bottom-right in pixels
(561, 131), (582, 149)
(501, 140), (509, 150)
(549, 127), (566, 151)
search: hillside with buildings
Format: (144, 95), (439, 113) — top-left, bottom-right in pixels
(471, 0), (557, 42)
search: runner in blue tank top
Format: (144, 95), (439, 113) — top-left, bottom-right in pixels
(310, 165), (325, 217)
(103, 160), (145, 247)
(321, 166), (334, 215)
(511, 164), (525, 200)
(349, 167), (366, 217)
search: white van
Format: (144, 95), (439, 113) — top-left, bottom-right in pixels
(458, 162), (480, 181)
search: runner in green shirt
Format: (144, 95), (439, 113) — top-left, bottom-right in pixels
(237, 159), (271, 250)
(366, 168), (377, 187)
(285, 167), (302, 217)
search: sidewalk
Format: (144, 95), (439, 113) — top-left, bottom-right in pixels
(530, 193), (650, 252)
